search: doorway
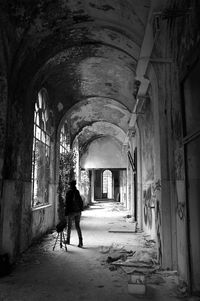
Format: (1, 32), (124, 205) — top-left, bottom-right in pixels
(102, 170), (113, 199)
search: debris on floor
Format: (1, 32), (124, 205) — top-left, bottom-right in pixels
(144, 238), (156, 248)
(15, 232), (56, 267)
(100, 240), (158, 275)
(170, 280), (189, 298)
(100, 241), (183, 298)
(99, 236), (184, 297)
(108, 222), (137, 233)
(106, 253), (129, 263)
(0, 201), (194, 301)
(108, 247), (158, 274)
(128, 273), (146, 295)
(99, 245), (111, 254)
(146, 273), (166, 285)
(127, 282), (146, 295)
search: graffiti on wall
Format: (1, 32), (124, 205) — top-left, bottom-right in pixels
(177, 202), (185, 220)
(143, 185), (155, 229)
(155, 199), (162, 264)
(174, 148), (184, 181)
(143, 184), (155, 230)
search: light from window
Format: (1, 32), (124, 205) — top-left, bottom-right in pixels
(31, 90), (50, 207)
(59, 123), (70, 155)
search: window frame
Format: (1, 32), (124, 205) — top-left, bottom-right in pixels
(31, 89), (51, 208)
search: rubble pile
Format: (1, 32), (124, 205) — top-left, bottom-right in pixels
(99, 239), (182, 296)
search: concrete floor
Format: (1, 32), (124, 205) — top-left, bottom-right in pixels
(0, 201), (196, 301)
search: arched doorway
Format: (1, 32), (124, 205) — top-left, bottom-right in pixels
(102, 170), (113, 199)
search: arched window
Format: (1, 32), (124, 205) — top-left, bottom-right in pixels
(31, 89), (50, 207)
(103, 170), (112, 199)
(59, 123), (70, 154)
(58, 122), (73, 195)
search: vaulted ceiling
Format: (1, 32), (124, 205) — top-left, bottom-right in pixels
(1, 0), (153, 158)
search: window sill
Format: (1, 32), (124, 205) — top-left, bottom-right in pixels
(32, 204), (52, 211)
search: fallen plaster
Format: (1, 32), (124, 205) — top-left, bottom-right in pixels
(0, 201), (192, 301)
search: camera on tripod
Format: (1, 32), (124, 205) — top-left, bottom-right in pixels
(56, 220), (66, 233)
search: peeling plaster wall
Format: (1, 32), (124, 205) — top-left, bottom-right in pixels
(167, 0), (200, 288)
(1, 181), (32, 260)
(76, 122), (127, 160)
(153, 61), (177, 270)
(79, 170), (91, 206)
(137, 97), (156, 238)
(77, 57), (135, 108)
(167, 60), (188, 284)
(31, 183), (55, 239)
(119, 170), (127, 205)
(0, 21), (10, 245)
(144, 0), (200, 277)
(36, 43), (136, 126)
(32, 208), (54, 240)
(138, 98), (154, 183)
(0, 82), (56, 259)
(0, 16), (22, 256)
(0, 77), (7, 180)
(0, 76), (8, 249)
(80, 136), (126, 169)
(67, 98), (130, 139)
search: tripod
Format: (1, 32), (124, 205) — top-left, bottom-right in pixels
(53, 230), (67, 251)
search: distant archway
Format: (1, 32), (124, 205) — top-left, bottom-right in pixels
(103, 170), (113, 199)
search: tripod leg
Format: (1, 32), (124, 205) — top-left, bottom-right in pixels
(53, 233), (59, 250)
(62, 232), (67, 251)
(60, 232), (63, 248)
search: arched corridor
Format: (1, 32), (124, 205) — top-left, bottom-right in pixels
(0, 0), (200, 299)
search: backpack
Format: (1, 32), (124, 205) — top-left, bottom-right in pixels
(72, 190), (83, 212)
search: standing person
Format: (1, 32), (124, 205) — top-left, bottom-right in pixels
(65, 180), (84, 247)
